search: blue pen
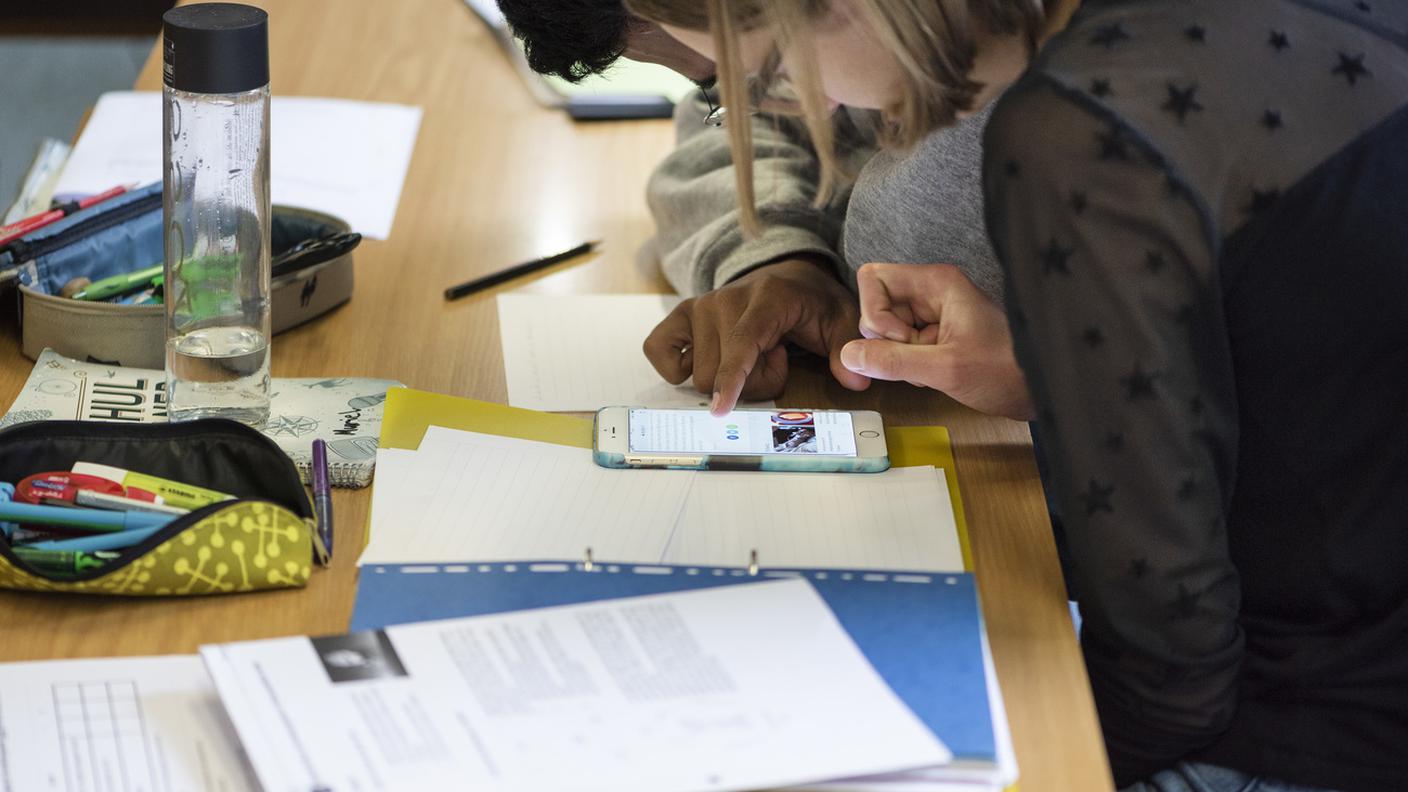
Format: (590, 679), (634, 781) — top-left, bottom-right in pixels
(0, 483), (16, 537)
(0, 501), (174, 534)
(26, 524), (167, 553)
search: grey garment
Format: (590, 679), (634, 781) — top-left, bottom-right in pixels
(1122, 762), (1343, 792)
(842, 103), (1002, 300)
(647, 94), (877, 296)
(646, 93), (1000, 300)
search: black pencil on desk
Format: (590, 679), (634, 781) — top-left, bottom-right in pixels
(443, 240), (599, 300)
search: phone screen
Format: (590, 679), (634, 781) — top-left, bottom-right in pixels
(628, 409), (859, 456)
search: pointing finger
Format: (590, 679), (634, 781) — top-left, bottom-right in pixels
(712, 305), (786, 416)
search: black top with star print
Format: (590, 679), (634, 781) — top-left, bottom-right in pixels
(982, 0), (1408, 788)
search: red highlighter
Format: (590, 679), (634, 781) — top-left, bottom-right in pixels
(0, 185), (131, 248)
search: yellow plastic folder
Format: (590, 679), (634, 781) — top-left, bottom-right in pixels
(377, 387), (974, 570)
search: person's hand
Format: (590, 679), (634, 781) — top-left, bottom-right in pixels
(840, 263), (1035, 420)
(644, 258), (872, 415)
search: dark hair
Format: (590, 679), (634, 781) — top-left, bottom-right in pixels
(496, 0), (634, 82)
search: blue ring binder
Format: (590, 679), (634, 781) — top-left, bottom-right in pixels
(351, 559), (998, 764)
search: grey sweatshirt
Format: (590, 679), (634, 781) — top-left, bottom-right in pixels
(645, 94), (999, 301)
(842, 104), (999, 299)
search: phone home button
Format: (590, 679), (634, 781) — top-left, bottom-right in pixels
(859, 430), (880, 438)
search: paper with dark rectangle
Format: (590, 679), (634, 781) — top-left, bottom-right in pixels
(351, 562), (996, 763)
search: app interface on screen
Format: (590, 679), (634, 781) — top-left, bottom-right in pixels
(629, 409), (858, 456)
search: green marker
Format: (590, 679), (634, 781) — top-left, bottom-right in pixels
(11, 547), (120, 576)
(72, 263), (163, 301)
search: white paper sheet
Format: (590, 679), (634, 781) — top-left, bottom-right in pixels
(202, 579), (951, 792)
(359, 427), (963, 573)
(0, 655), (257, 792)
(496, 293), (776, 412)
(368, 448), (421, 549)
(359, 428), (693, 565)
(665, 465), (963, 572)
(53, 91), (422, 240)
(793, 630), (1018, 792)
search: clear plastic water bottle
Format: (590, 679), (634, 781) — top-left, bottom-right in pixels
(162, 3), (271, 426)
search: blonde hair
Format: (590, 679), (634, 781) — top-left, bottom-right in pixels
(626, 0), (1048, 234)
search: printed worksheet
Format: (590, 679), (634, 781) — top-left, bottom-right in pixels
(0, 655), (257, 792)
(496, 293), (775, 412)
(202, 579), (951, 792)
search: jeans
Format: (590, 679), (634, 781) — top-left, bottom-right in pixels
(1121, 762), (1343, 792)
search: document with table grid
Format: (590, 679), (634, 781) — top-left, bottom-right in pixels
(0, 655), (257, 792)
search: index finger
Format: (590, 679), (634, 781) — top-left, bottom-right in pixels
(710, 306), (785, 416)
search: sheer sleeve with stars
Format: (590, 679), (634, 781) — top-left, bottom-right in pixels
(981, 0), (1408, 786)
(983, 81), (1246, 781)
(985, 0), (1408, 777)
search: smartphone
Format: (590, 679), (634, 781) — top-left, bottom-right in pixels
(593, 407), (890, 473)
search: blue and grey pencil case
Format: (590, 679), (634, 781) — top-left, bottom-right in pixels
(0, 181), (357, 369)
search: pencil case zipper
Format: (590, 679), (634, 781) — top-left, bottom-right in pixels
(0, 493), (321, 588)
(0, 498), (261, 584)
(0, 190), (163, 265)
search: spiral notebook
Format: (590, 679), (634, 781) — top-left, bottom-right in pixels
(1, 349), (401, 487)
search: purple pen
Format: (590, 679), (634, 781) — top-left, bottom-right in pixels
(311, 439), (334, 564)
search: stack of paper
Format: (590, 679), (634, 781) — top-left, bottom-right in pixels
(0, 578), (1016, 792)
(350, 563), (1020, 792)
(204, 580), (956, 792)
(359, 425), (964, 572)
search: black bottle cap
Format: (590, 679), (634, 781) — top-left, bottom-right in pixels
(163, 3), (269, 94)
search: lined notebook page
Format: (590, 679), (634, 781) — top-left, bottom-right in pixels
(358, 428), (692, 565)
(360, 427), (962, 574)
(496, 293), (774, 411)
(363, 449), (418, 562)
(665, 466), (963, 572)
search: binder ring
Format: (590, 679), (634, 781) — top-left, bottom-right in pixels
(583, 547), (594, 572)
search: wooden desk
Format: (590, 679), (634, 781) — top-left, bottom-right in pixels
(0, 1), (1112, 788)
